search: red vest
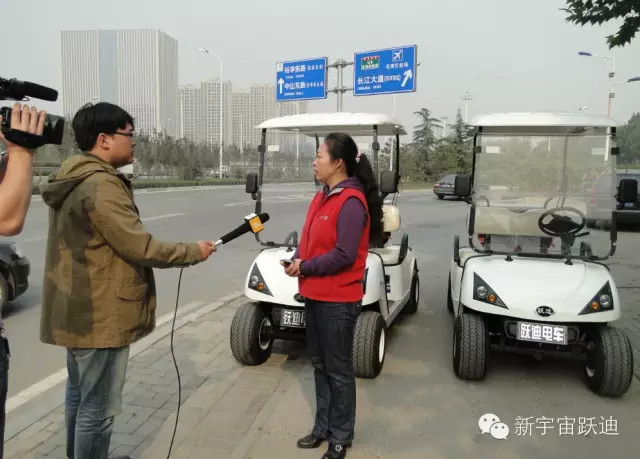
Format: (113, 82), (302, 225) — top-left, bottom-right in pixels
(298, 187), (370, 302)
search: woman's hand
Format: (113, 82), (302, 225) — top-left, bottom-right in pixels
(284, 258), (304, 277)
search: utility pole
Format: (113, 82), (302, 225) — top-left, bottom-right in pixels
(328, 59), (354, 112)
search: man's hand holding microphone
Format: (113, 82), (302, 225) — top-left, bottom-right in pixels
(198, 240), (216, 261)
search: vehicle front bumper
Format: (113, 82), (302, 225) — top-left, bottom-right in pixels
(433, 186), (455, 195)
(10, 257), (29, 298)
(616, 209), (640, 225)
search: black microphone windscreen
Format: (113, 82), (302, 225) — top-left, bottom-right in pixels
(219, 221), (251, 244)
(13, 79), (58, 102)
(219, 213), (270, 245)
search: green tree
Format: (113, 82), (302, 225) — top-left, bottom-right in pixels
(618, 112), (640, 164)
(412, 108), (441, 180)
(449, 108), (473, 173)
(562, 0), (640, 48)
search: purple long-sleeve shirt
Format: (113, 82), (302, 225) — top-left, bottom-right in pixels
(293, 177), (367, 277)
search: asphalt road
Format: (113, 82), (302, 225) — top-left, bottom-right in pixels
(2, 182), (640, 456)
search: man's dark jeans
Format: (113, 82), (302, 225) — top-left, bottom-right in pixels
(1, 337), (9, 459)
(305, 299), (360, 446)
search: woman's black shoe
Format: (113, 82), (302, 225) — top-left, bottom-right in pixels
(297, 434), (324, 448)
(322, 443), (347, 459)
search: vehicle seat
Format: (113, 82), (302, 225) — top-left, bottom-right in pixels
(382, 204), (401, 232)
(372, 205), (407, 265)
(474, 206), (549, 237)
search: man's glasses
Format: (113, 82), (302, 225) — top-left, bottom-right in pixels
(113, 132), (134, 138)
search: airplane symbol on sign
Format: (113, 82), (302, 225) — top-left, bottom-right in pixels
(392, 50), (403, 61)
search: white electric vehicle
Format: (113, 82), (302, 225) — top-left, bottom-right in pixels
(230, 113), (420, 378)
(448, 113), (635, 397)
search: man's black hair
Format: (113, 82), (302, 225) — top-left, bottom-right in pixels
(72, 102), (135, 151)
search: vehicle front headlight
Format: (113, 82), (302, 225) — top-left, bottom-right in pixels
(247, 264), (273, 297)
(579, 282), (614, 315)
(473, 273), (507, 309)
(599, 294), (612, 308)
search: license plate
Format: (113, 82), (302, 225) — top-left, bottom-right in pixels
(281, 309), (305, 327)
(516, 321), (568, 345)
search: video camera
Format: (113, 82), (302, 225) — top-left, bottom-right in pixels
(0, 77), (64, 148)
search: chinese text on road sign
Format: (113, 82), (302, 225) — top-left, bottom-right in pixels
(354, 45), (417, 96)
(276, 57), (328, 102)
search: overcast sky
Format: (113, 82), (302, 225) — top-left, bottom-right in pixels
(1, 0), (639, 135)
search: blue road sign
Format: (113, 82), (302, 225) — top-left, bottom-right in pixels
(276, 57), (328, 102)
(353, 45), (417, 96)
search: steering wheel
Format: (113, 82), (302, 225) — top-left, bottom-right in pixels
(543, 195), (557, 209)
(537, 207), (586, 237)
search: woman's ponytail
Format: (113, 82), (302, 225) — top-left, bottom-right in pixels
(323, 133), (384, 246)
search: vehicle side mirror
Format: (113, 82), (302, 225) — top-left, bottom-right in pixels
(454, 174), (471, 197)
(245, 173), (259, 195)
(618, 178), (638, 203)
(380, 171), (399, 195)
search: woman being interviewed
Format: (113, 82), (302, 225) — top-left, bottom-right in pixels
(284, 132), (383, 459)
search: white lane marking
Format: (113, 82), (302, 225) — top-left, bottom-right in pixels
(141, 213), (186, 222)
(5, 298), (222, 413)
(29, 183), (314, 203)
(224, 195), (314, 207)
(10, 214), (185, 245)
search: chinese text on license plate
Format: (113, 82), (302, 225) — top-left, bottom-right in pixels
(517, 321), (568, 345)
(282, 309), (305, 327)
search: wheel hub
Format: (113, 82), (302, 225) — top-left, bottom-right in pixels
(379, 329), (386, 363)
(258, 317), (272, 350)
(585, 339), (596, 378)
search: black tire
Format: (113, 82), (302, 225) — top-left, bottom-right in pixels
(453, 313), (488, 380)
(403, 270), (419, 314)
(436, 194), (444, 200)
(0, 274), (9, 313)
(447, 274), (454, 314)
(230, 302), (273, 365)
(353, 311), (386, 378)
(584, 326), (634, 397)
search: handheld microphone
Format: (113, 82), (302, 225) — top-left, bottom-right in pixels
(0, 77), (59, 102)
(214, 212), (270, 246)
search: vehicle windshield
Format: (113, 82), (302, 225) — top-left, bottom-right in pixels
(252, 130), (384, 245)
(471, 131), (615, 259)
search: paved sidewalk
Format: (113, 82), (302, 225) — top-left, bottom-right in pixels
(4, 294), (295, 459)
(5, 288), (640, 459)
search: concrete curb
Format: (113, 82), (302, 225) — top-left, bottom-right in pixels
(5, 291), (243, 441)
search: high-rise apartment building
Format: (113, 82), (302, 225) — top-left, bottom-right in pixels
(61, 29), (179, 137)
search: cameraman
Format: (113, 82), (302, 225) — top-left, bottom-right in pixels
(0, 103), (46, 235)
(0, 102), (46, 459)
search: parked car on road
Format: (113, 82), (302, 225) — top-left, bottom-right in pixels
(433, 174), (456, 199)
(586, 169), (640, 227)
(0, 241), (30, 312)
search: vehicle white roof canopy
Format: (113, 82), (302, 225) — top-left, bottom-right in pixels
(471, 113), (618, 134)
(256, 112), (407, 136)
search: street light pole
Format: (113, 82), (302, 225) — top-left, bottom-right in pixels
(578, 51), (615, 116)
(440, 116), (449, 138)
(199, 48), (224, 178)
(462, 92), (472, 122)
